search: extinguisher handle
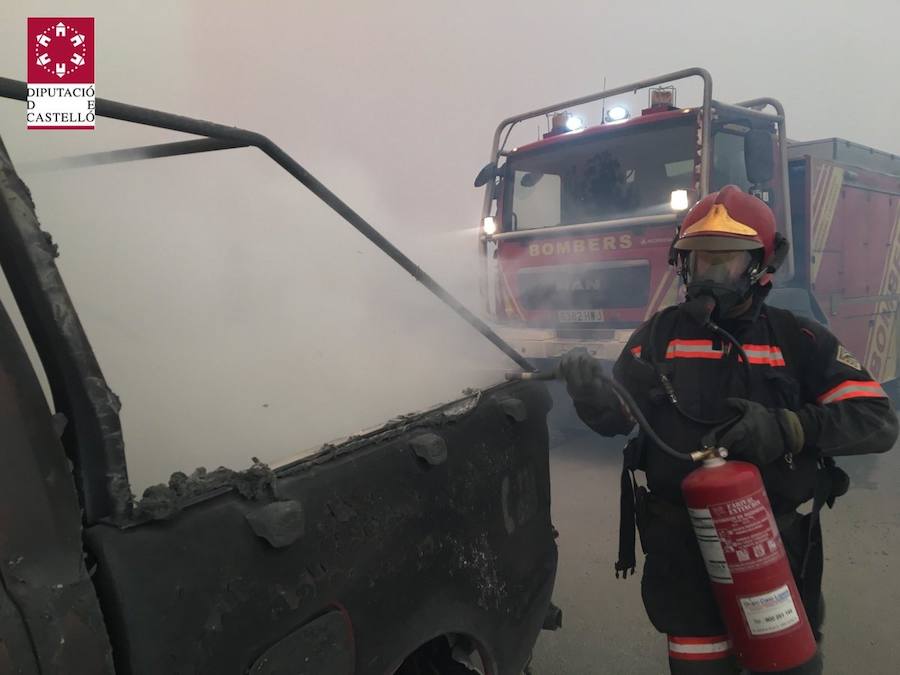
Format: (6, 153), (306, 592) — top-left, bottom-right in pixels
(701, 427), (722, 450)
(699, 416), (743, 454)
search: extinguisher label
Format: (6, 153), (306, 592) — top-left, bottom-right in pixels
(707, 488), (784, 575)
(688, 507), (734, 584)
(739, 585), (801, 635)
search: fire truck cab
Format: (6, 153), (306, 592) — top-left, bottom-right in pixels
(478, 68), (900, 384)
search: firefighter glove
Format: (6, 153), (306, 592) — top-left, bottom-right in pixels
(718, 398), (805, 465)
(559, 347), (610, 402)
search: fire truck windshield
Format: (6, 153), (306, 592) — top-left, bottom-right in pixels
(504, 117), (696, 230)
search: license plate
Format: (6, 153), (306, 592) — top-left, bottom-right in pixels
(558, 310), (603, 323)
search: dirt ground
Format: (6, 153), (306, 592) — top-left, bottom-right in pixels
(530, 431), (899, 674)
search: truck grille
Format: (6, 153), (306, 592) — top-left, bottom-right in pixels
(516, 260), (650, 310)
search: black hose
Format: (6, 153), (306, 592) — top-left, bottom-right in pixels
(596, 373), (696, 462)
(654, 320), (747, 428)
(645, 302), (739, 427)
(505, 368), (730, 462)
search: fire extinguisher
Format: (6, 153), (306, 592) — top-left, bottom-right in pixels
(681, 457), (816, 671)
(507, 368), (818, 671)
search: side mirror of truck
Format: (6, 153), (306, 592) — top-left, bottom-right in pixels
(474, 162), (497, 188)
(744, 130), (774, 185)
(520, 172), (544, 188)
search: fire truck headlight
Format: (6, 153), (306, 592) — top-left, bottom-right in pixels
(565, 115), (585, 131)
(483, 216), (497, 235)
(604, 105), (630, 123)
(670, 189), (689, 211)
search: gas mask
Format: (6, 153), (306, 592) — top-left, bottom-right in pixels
(683, 249), (763, 317)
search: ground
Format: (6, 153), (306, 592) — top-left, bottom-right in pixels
(529, 431), (900, 674)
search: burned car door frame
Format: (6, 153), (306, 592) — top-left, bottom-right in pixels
(0, 155), (114, 672)
(0, 77), (557, 675)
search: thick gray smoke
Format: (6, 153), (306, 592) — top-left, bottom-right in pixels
(4, 152), (513, 492)
(0, 2), (517, 491)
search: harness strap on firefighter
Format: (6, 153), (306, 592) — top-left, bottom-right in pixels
(642, 305), (737, 425)
(801, 463), (831, 581)
(615, 306), (697, 579)
(801, 457), (847, 562)
(616, 462), (636, 578)
(796, 472), (828, 639)
(616, 437), (643, 578)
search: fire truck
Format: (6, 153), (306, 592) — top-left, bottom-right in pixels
(477, 67), (900, 384)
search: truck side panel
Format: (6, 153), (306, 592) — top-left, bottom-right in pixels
(806, 157), (900, 381)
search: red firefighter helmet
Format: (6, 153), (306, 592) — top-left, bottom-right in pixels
(674, 185), (776, 259)
(671, 185), (787, 289)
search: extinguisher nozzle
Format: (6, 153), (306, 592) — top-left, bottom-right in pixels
(690, 446), (729, 462)
(504, 370), (557, 381)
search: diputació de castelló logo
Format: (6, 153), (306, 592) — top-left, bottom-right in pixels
(27, 17), (95, 129)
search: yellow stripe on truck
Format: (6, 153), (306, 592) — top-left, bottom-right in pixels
(863, 202), (900, 381)
(810, 165), (844, 283)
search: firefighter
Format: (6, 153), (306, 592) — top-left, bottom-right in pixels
(559, 185), (898, 675)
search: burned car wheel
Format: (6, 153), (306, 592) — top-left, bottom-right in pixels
(395, 635), (485, 675)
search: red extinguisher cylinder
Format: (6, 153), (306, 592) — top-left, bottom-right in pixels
(681, 458), (817, 672)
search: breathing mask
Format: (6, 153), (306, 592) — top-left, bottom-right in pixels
(683, 249), (764, 317)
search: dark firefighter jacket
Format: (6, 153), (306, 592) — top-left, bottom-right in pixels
(573, 300), (898, 636)
(575, 302), (898, 511)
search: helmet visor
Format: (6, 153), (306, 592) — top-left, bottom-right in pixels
(687, 250), (753, 285)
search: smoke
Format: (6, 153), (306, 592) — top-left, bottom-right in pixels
(3, 129), (519, 492)
(0, 2), (519, 492)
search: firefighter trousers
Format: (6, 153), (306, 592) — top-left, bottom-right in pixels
(667, 646), (823, 674)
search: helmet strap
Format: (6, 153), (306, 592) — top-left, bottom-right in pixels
(667, 228), (680, 267)
(767, 232), (790, 273)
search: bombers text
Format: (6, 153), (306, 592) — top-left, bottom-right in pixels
(529, 234), (633, 257)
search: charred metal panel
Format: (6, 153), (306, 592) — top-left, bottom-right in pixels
(86, 381), (555, 675)
(0, 585), (39, 675)
(0, 136), (129, 525)
(248, 610), (353, 675)
(0, 294), (113, 673)
(245, 500), (306, 548)
(410, 432), (448, 466)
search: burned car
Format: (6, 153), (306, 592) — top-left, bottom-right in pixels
(0, 77), (558, 675)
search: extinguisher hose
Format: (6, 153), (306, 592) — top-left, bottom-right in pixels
(597, 372), (697, 462)
(505, 369), (725, 462)
(705, 319), (752, 385)
(666, 297), (752, 424)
